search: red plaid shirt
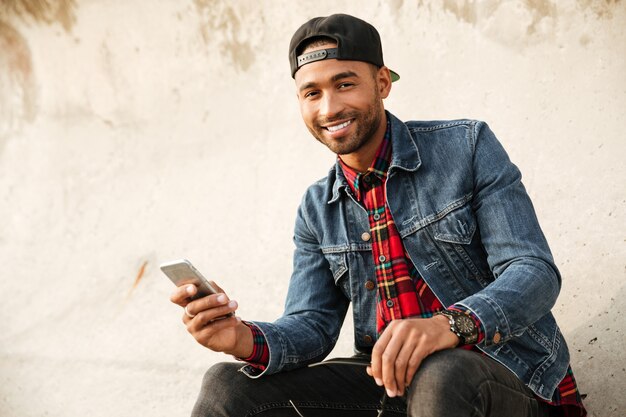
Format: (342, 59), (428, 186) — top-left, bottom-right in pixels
(243, 120), (585, 416)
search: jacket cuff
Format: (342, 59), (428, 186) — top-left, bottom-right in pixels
(235, 321), (269, 371)
(237, 320), (283, 378)
(454, 293), (512, 347)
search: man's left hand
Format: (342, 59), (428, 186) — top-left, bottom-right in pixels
(366, 315), (459, 397)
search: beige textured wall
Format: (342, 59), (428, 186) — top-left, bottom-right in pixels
(1, 1), (624, 416)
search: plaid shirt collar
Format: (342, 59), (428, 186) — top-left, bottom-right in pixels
(328, 112), (420, 205)
(338, 118), (392, 199)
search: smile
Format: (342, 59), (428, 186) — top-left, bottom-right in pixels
(325, 120), (352, 132)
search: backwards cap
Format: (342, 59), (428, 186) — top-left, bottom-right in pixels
(288, 14), (399, 81)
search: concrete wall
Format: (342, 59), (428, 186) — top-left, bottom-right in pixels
(1, 1), (624, 416)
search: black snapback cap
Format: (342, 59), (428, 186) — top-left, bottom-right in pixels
(289, 14), (400, 82)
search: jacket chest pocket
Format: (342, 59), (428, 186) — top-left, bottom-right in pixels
(431, 204), (491, 285)
(323, 251), (351, 298)
(434, 203), (476, 244)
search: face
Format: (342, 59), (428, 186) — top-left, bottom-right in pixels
(294, 44), (392, 157)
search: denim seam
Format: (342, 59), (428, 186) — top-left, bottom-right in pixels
(407, 119), (476, 133)
(399, 192), (473, 233)
(246, 400), (405, 416)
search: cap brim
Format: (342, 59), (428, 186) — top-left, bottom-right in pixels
(390, 69), (400, 82)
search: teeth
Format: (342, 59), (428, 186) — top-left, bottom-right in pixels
(326, 120), (351, 132)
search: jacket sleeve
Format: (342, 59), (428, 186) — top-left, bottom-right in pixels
(455, 121), (562, 347)
(242, 194), (350, 377)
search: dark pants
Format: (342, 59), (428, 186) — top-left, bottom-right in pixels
(191, 349), (552, 417)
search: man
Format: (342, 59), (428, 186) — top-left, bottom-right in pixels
(170, 14), (586, 417)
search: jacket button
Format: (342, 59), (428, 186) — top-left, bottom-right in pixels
(361, 232), (371, 241)
(363, 335), (373, 344)
(365, 280), (376, 290)
(493, 332), (502, 344)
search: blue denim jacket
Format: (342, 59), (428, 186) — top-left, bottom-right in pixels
(249, 112), (570, 401)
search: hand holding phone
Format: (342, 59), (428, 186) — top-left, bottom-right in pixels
(162, 259), (253, 357)
(161, 259), (234, 317)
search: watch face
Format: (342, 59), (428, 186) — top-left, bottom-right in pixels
(455, 315), (475, 335)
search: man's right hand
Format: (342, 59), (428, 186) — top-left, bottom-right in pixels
(169, 282), (254, 358)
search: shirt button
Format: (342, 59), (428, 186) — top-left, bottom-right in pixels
(365, 280), (376, 290)
(493, 332), (502, 344)
(363, 334), (373, 344)
(386, 300), (394, 308)
(373, 213), (381, 221)
(363, 175), (371, 183)
(361, 232), (371, 242)
(378, 255), (386, 262)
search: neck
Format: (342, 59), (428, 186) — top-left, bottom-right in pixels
(340, 112), (388, 173)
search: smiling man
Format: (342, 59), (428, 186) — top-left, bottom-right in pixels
(170, 14), (586, 417)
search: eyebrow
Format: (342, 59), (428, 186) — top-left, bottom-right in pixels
(298, 70), (360, 93)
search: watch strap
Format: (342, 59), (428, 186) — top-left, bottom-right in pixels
(435, 310), (479, 346)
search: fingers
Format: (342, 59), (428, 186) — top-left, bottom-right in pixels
(368, 318), (447, 398)
(192, 314), (239, 336)
(404, 347), (424, 391)
(379, 324), (407, 397)
(394, 338), (421, 395)
(185, 298), (239, 331)
(369, 327), (391, 387)
(183, 292), (237, 319)
(170, 284), (197, 307)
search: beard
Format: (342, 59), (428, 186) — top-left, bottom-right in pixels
(306, 91), (384, 155)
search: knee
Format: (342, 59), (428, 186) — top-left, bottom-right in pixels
(201, 362), (242, 392)
(192, 362), (244, 417)
(412, 349), (483, 389)
(406, 349), (485, 416)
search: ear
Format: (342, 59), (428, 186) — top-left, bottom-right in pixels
(376, 66), (392, 99)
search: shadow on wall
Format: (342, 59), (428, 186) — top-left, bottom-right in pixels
(568, 282), (626, 416)
(0, 0), (77, 144)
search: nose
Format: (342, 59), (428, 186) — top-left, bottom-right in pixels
(319, 91), (344, 120)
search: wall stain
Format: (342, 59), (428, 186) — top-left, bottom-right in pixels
(577, 0), (622, 19)
(388, 0), (405, 12)
(194, 0), (255, 72)
(579, 33), (592, 46)
(524, 0), (557, 36)
(0, 1), (79, 143)
(441, 0), (498, 26)
(127, 260), (149, 298)
(0, 20), (36, 142)
(0, 0), (77, 32)
(438, 0), (558, 48)
(435, 0), (621, 49)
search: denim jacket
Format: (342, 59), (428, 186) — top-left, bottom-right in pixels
(249, 112), (570, 401)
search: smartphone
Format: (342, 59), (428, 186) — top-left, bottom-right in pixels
(160, 259), (224, 302)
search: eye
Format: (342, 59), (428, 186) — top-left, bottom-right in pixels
(303, 90), (319, 99)
(338, 82), (355, 89)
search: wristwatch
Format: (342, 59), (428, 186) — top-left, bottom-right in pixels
(435, 310), (479, 346)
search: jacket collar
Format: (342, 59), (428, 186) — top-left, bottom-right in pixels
(328, 111), (421, 204)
